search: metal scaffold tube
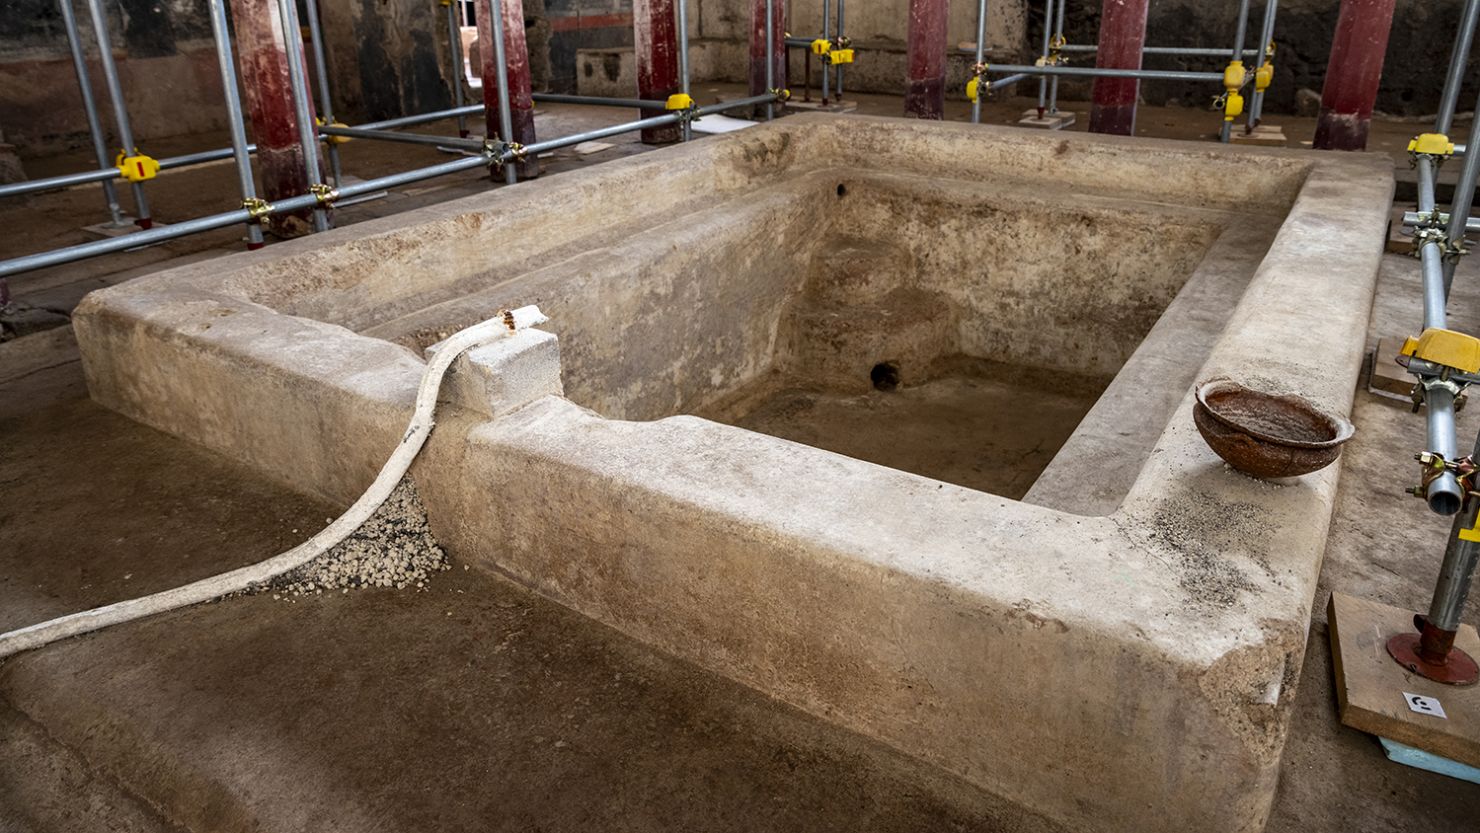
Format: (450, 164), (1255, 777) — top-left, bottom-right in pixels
(677, 0), (693, 141)
(488, 0), (518, 184)
(1047, 0), (1067, 114)
(57, 0), (123, 226)
(1220, 0), (1253, 143)
(835, 0), (847, 99)
(1444, 98), (1480, 298)
(0, 145), (261, 201)
(1414, 154), (1465, 515)
(82, 0), (150, 226)
(764, 0), (775, 120)
(318, 125), (485, 150)
(988, 63), (1222, 82)
(970, 0), (988, 124)
(276, 0), (330, 232)
(205, 0), (265, 249)
(1055, 44), (1262, 56)
(533, 93), (669, 109)
(822, 0), (832, 104)
(1035, 0), (1055, 115)
(0, 92), (781, 279)
(359, 104), (484, 131)
(1245, 0), (1279, 133)
(444, 0), (470, 137)
(1436, 0), (1480, 136)
(303, 0), (343, 186)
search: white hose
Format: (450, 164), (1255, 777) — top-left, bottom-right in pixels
(0, 306), (548, 661)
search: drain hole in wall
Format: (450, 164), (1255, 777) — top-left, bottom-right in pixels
(871, 361), (901, 391)
(836, 183), (848, 198)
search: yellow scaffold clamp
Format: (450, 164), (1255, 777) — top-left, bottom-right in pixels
(1222, 91), (1245, 120)
(1223, 59), (1246, 91)
(1048, 32), (1066, 65)
(829, 47), (854, 65)
(115, 148), (159, 183)
(966, 62), (988, 102)
(1220, 60), (1246, 122)
(316, 117), (353, 145)
(241, 197), (273, 220)
(810, 38), (831, 56)
(1402, 328), (1480, 375)
(1409, 132), (1456, 158)
(1254, 61), (1274, 93)
(665, 93), (695, 111)
(769, 87), (791, 102)
(308, 182), (339, 207)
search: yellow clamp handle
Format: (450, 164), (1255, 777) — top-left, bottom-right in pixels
(1254, 61), (1273, 93)
(1409, 133), (1456, 156)
(665, 93), (694, 110)
(829, 48), (854, 65)
(810, 38), (831, 56)
(1402, 328), (1480, 374)
(1222, 60), (1246, 92)
(115, 149), (160, 183)
(317, 117), (353, 145)
(1222, 91), (1244, 121)
(769, 87), (790, 101)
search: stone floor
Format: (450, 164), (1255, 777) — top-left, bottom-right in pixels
(3, 95), (1479, 831)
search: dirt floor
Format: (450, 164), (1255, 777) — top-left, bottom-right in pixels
(3, 93), (1480, 831)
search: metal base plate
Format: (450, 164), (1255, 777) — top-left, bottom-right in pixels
(1387, 632), (1480, 686)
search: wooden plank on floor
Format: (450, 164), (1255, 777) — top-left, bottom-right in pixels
(1329, 591), (1480, 769)
(1369, 336), (1415, 397)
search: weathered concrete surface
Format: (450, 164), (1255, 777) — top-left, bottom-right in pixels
(72, 115), (1393, 833)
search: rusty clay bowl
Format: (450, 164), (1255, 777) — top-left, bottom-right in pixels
(1192, 379), (1356, 479)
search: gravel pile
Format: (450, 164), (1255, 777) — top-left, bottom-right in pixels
(271, 479), (450, 597)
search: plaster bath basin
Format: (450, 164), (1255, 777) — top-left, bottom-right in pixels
(73, 114), (1392, 833)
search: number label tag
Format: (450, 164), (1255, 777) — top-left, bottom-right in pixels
(1404, 692), (1448, 719)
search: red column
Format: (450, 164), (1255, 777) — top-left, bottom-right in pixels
(229, 0), (321, 236)
(634, 0), (680, 144)
(477, 0), (539, 178)
(748, 0), (786, 105)
(1088, 0), (1149, 135)
(1313, 0), (1397, 151)
(905, 0), (948, 119)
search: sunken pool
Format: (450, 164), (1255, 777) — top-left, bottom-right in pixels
(75, 114), (1392, 833)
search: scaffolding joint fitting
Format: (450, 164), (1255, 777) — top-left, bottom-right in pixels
(1222, 60), (1247, 91)
(241, 197), (274, 221)
(665, 93), (699, 124)
(1410, 452), (1478, 500)
(115, 148), (160, 183)
(1409, 132), (1455, 159)
(966, 63), (989, 102)
(1254, 61), (1274, 93)
(317, 118), (353, 145)
(1216, 91), (1244, 121)
(308, 183), (339, 207)
(769, 87), (791, 102)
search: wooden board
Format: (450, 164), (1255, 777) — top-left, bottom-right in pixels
(1387, 204), (1415, 254)
(1369, 336), (1416, 397)
(1230, 124), (1288, 147)
(1328, 591), (1480, 768)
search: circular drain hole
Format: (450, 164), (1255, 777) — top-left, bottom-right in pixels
(870, 361), (901, 391)
(836, 183), (848, 198)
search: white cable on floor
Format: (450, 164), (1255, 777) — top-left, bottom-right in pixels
(0, 306), (548, 661)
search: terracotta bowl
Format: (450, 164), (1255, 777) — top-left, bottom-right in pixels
(1192, 379), (1355, 479)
